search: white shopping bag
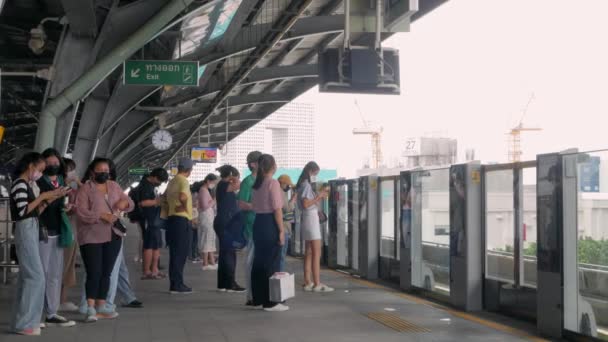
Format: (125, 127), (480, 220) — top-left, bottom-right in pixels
(269, 272), (295, 302)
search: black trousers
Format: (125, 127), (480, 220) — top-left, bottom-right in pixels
(167, 216), (191, 290)
(80, 234), (122, 300)
(216, 225), (237, 289)
(251, 213), (281, 308)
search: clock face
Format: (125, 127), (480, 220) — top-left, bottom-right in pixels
(151, 130), (173, 151)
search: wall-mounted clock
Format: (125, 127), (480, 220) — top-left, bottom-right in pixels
(152, 129), (173, 151)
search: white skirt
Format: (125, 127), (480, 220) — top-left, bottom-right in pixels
(301, 210), (321, 241)
(198, 209), (216, 253)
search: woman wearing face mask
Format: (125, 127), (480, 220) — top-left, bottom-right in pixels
(36, 148), (77, 327)
(75, 158), (134, 323)
(250, 154), (287, 311)
(197, 173), (218, 270)
(296, 161), (333, 293)
(10, 153), (67, 336)
(214, 165), (245, 292)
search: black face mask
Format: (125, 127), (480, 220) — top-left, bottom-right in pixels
(94, 172), (110, 184)
(44, 165), (61, 176)
(283, 186), (290, 193)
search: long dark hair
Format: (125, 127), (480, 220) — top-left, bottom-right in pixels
(216, 165), (239, 179)
(13, 152), (44, 179)
(41, 148), (65, 177)
(203, 173), (218, 185)
(296, 161), (320, 189)
(86, 158), (112, 181)
(253, 154), (276, 190)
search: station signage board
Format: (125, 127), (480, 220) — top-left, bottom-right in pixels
(191, 147), (217, 163)
(123, 60), (199, 86)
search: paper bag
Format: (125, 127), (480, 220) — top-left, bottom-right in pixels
(269, 272), (295, 302)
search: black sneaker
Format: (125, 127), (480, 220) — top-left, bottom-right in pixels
(227, 285), (246, 293)
(170, 286), (193, 294)
(46, 314), (76, 327)
(122, 300), (143, 308)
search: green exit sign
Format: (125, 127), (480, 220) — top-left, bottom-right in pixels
(128, 167), (150, 176)
(123, 60), (199, 86)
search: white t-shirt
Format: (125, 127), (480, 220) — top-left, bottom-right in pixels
(297, 180), (317, 212)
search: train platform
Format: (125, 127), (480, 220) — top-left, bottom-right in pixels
(0, 235), (547, 342)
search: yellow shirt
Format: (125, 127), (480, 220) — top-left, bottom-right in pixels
(166, 174), (192, 220)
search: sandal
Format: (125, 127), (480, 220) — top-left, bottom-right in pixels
(154, 272), (167, 279)
(141, 274), (157, 280)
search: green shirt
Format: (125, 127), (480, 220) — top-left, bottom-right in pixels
(239, 174), (256, 240)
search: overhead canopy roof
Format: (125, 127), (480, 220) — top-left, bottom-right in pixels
(0, 0), (448, 183)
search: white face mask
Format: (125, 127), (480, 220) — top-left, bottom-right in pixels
(208, 183), (216, 190)
(67, 170), (77, 179)
(310, 175), (318, 183)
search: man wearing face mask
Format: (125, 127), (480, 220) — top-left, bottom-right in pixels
(37, 148), (77, 327)
(165, 158), (194, 294)
(137, 168), (169, 279)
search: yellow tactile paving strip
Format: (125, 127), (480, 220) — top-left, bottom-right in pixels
(330, 270), (549, 342)
(367, 312), (431, 333)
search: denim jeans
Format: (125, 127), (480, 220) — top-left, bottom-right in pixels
(279, 229), (291, 272)
(11, 218), (45, 332)
(245, 239), (255, 301)
(39, 236), (64, 317)
(251, 213), (281, 308)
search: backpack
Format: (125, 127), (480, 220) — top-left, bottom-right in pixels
(127, 185), (143, 223)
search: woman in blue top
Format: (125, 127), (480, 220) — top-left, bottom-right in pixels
(214, 165), (245, 293)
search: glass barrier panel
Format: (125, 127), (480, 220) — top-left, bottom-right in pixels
(412, 169), (450, 295)
(522, 167), (538, 288)
(485, 169), (515, 284)
(351, 181), (360, 271)
(337, 184), (349, 267)
(380, 180), (396, 258)
(575, 150), (608, 339)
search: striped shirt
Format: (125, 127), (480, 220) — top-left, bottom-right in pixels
(10, 179), (37, 221)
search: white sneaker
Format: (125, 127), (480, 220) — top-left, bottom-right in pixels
(264, 303), (290, 312)
(217, 288), (227, 292)
(46, 314), (76, 327)
(59, 302), (79, 312)
(84, 308), (98, 323)
(202, 265), (212, 271)
(313, 284), (335, 293)
(39, 323), (46, 329)
(303, 283), (314, 292)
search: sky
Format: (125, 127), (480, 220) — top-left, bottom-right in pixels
(296, 0), (608, 178)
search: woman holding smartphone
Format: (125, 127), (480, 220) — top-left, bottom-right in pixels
(76, 158), (134, 323)
(37, 148), (76, 327)
(296, 161), (333, 293)
(214, 165), (245, 293)
(10, 152), (67, 336)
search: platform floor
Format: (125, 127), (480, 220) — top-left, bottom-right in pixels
(0, 235), (548, 342)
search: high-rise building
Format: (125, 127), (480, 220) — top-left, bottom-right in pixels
(190, 102), (315, 181)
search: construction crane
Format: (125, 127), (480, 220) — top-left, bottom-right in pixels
(508, 93), (542, 162)
(352, 99), (383, 169)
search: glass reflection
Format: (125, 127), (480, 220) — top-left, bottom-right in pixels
(575, 151), (608, 339)
(380, 180), (396, 258)
(411, 169), (450, 295)
(336, 184), (349, 267)
(485, 170), (515, 284)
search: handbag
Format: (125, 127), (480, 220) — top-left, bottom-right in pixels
(39, 222), (49, 243)
(318, 210), (328, 224)
(104, 197), (127, 237)
(58, 211), (74, 248)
